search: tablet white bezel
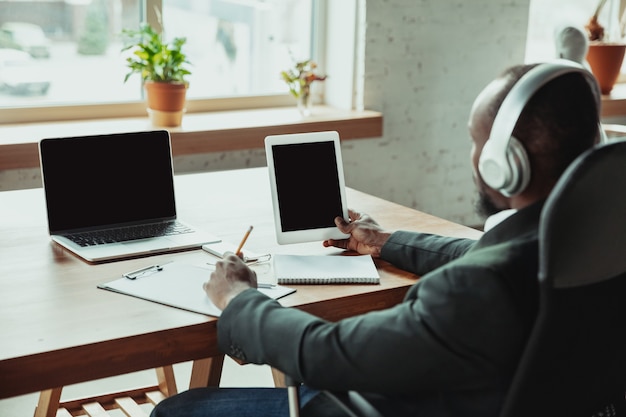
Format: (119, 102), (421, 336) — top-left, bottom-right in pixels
(265, 131), (350, 245)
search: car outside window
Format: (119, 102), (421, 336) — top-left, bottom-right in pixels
(0, 0), (317, 120)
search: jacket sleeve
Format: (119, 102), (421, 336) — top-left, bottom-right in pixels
(380, 231), (476, 275)
(218, 256), (526, 395)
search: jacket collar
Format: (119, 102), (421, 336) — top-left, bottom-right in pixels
(470, 199), (546, 252)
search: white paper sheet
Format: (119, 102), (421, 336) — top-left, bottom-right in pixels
(98, 261), (296, 317)
(273, 254), (380, 284)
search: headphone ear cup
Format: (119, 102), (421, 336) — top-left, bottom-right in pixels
(478, 136), (531, 197)
(478, 139), (509, 191)
(501, 136), (531, 196)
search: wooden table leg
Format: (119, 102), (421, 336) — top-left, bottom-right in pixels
(271, 368), (286, 388)
(189, 355), (225, 389)
(34, 387), (63, 417)
(155, 365), (178, 396)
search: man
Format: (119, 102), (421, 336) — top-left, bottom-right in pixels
(151, 62), (600, 417)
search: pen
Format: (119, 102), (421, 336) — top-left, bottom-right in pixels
(235, 225), (253, 256)
(123, 264), (163, 280)
(258, 283), (276, 289)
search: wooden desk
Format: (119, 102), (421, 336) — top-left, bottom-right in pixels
(0, 168), (481, 399)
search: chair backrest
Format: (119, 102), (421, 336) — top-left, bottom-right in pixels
(499, 141), (626, 417)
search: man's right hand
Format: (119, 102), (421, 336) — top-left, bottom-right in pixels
(323, 209), (391, 257)
(203, 252), (257, 311)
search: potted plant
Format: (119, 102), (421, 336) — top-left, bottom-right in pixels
(121, 23), (191, 126)
(585, 0), (626, 94)
(280, 59), (326, 117)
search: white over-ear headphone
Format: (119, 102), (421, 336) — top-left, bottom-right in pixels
(478, 59), (603, 197)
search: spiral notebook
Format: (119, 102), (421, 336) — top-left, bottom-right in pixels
(273, 254), (380, 284)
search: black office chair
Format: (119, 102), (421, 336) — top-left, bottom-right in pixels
(498, 140), (626, 417)
(286, 141), (626, 417)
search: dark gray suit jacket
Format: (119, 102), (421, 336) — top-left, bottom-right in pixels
(217, 201), (543, 416)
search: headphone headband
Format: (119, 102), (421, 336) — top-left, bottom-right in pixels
(478, 59), (602, 196)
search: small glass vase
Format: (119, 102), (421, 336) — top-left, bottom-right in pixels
(297, 90), (312, 117)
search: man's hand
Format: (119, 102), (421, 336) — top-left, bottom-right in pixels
(323, 209), (391, 257)
(203, 252), (257, 311)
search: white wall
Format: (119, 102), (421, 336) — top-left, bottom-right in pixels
(341, 0), (530, 226)
(0, 0), (531, 226)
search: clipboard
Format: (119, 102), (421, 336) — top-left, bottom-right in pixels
(98, 261), (296, 317)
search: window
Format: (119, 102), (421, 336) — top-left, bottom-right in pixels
(0, 0), (318, 121)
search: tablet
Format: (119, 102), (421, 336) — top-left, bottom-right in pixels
(265, 131), (350, 244)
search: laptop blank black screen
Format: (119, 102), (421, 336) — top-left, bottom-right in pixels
(40, 131), (177, 233)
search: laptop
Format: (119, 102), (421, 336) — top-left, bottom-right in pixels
(39, 130), (221, 263)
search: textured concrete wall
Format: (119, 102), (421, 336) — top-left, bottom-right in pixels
(342, 0), (530, 226)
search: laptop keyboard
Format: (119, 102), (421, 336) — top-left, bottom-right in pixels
(66, 222), (194, 247)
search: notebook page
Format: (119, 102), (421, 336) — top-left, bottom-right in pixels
(273, 254), (380, 284)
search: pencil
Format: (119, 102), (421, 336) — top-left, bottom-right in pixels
(235, 225), (254, 256)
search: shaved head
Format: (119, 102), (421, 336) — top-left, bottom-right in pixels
(468, 64), (600, 217)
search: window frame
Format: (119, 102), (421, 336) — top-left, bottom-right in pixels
(0, 0), (328, 125)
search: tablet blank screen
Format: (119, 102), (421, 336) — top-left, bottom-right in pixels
(271, 141), (344, 232)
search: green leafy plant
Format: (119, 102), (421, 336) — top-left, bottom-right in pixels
(121, 22), (191, 84)
(280, 59), (327, 99)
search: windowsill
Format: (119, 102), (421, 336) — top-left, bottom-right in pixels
(601, 83), (626, 118)
(0, 105), (383, 171)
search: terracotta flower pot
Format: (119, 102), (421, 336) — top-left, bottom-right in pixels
(144, 81), (188, 126)
(586, 43), (626, 94)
